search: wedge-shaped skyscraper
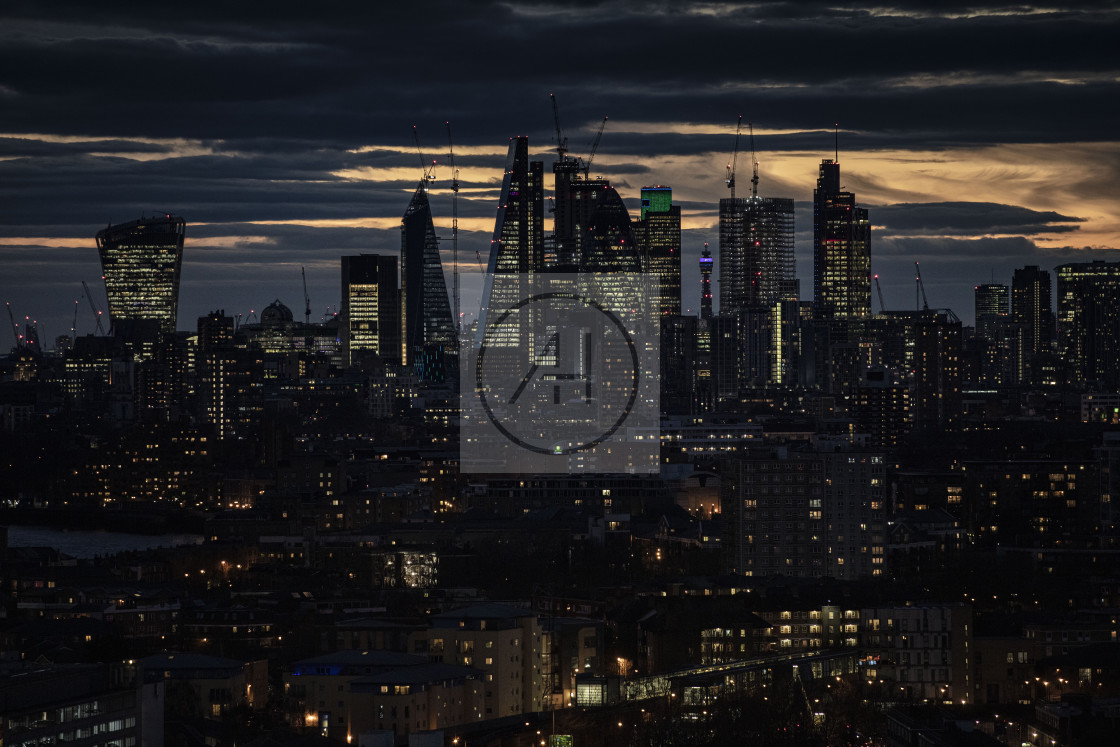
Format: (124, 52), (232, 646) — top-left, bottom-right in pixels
(401, 181), (457, 364)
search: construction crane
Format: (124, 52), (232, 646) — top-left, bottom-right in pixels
(5, 302), (21, 349)
(412, 125), (436, 186)
(874, 274), (887, 314)
(749, 121), (760, 200)
(446, 121), (461, 336)
(725, 115), (743, 199)
(550, 92), (568, 158)
(582, 116), (608, 179)
(915, 262), (930, 311)
(81, 280), (107, 334)
(301, 266), (311, 326)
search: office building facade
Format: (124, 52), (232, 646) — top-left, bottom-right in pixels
(634, 185), (682, 317)
(813, 160), (871, 320)
(95, 214), (186, 334)
(342, 254), (401, 366)
(1056, 261), (1120, 388)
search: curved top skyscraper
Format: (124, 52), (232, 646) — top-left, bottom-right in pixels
(95, 214), (186, 334)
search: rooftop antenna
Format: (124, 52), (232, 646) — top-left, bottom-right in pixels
(834, 122), (839, 162)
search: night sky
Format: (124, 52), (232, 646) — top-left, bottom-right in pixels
(2, 1), (1117, 344)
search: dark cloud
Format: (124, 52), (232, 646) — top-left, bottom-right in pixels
(874, 202), (1085, 236)
(1, 1), (1118, 339)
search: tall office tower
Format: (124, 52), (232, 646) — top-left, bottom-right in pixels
(699, 244), (714, 319)
(661, 315), (699, 414)
(1012, 265), (1054, 357)
(745, 197), (796, 307)
(341, 254), (401, 367)
(769, 298), (802, 386)
(633, 185), (682, 316)
(737, 306), (772, 387)
(95, 214), (186, 334)
(913, 311), (962, 430)
(718, 196), (748, 313)
(551, 151), (583, 268)
(197, 310), (235, 438)
(478, 137), (545, 375)
(974, 283), (1009, 341)
(1056, 261), (1120, 388)
(813, 160), (871, 319)
(483, 137), (544, 279)
(401, 181), (456, 364)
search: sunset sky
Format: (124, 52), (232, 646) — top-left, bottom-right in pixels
(2, 1), (1117, 344)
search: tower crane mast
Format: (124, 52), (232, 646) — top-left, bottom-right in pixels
(583, 116), (608, 178)
(81, 280), (106, 335)
(412, 125), (436, 185)
(301, 266), (311, 326)
(749, 121), (759, 200)
(550, 92), (568, 158)
(725, 115), (743, 199)
(446, 121), (461, 336)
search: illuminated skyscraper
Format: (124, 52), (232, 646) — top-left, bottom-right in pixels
(720, 195), (795, 314)
(974, 283), (1009, 341)
(486, 136), (544, 277)
(1055, 260), (1120, 388)
(342, 254), (401, 366)
(401, 181), (456, 364)
(95, 215), (185, 334)
(699, 244), (714, 320)
(634, 185), (682, 317)
(1011, 265), (1054, 358)
(812, 160), (871, 319)
(477, 137), (544, 374)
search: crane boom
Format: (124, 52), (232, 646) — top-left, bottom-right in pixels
(5, 302), (20, 349)
(725, 115), (743, 199)
(874, 274), (887, 314)
(583, 116), (608, 178)
(916, 262), (930, 311)
(446, 120), (460, 337)
(301, 266), (311, 326)
(550, 92), (567, 157)
(412, 125), (435, 184)
(81, 280), (106, 334)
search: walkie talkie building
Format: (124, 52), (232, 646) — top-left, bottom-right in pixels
(95, 214), (186, 334)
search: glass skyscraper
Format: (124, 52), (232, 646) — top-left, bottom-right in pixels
(95, 214), (186, 334)
(812, 160), (871, 320)
(401, 181), (456, 364)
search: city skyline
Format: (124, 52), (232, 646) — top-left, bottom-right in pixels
(2, 2), (1118, 343)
